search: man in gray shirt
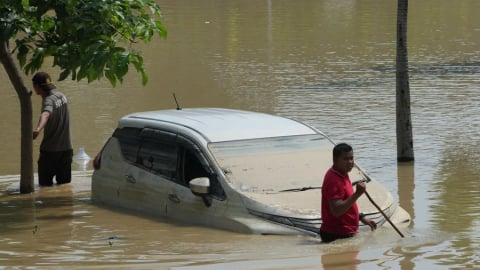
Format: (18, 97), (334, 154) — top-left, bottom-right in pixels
(32, 72), (73, 186)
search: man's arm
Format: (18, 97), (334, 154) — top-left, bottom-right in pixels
(328, 182), (367, 217)
(33, 111), (50, 140)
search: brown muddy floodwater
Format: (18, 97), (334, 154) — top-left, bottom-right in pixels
(1, 0), (480, 269)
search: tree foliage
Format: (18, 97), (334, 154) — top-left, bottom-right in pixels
(1, 0), (167, 86)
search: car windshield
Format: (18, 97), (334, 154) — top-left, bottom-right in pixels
(209, 134), (365, 193)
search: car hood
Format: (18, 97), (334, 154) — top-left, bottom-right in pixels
(239, 180), (396, 219)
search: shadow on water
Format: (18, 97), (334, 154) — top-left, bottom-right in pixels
(409, 61), (480, 75)
(371, 61), (480, 74)
(292, 60), (480, 91)
(0, 182), (73, 232)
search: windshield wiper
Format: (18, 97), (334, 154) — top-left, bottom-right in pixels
(278, 178), (369, 193)
(279, 186), (322, 192)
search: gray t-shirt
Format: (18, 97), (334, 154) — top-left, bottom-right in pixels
(40, 91), (72, 151)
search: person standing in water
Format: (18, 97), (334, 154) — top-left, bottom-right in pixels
(320, 143), (376, 242)
(32, 72), (73, 186)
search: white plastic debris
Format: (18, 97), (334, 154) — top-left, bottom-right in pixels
(73, 147), (91, 171)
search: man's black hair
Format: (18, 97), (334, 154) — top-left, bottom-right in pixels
(32, 72), (56, 91)
(333, 143), (353, 159)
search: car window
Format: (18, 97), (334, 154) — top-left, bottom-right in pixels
(140, 128), (177, 141)
(183, 148), (209, 183)
(137, 136), (178, 181)
(177, 136), (226, 200)
(114, 127), (226, 199)
(112, 127), (142, 163)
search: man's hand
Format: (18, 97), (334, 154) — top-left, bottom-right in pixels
(361, 216), (377, 231)
(355, 182), (367, 196)
(33, 129), (40, 140)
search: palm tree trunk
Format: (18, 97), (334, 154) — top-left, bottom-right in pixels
(396, 0), (414, 162)
(0, 40), (35, 193)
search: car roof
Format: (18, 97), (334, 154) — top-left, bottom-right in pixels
(119, 108), (319, 143)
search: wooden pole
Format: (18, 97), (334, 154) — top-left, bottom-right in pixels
(364, 190), (404, 238)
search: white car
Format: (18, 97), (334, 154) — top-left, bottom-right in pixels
(92, 108), (410, 235)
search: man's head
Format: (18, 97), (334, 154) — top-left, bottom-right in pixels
(32, 72), (56, 95)
(332, 143), (354, 174)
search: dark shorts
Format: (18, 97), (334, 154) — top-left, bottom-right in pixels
(38, 149), (73, 186)
(319, 229), (355, 243)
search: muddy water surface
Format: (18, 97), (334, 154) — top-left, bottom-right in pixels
(1, 0), (480, 269)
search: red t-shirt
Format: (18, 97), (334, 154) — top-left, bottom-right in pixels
(320, 167), (359, 236)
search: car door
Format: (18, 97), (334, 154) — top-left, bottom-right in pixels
(129, 128), (179, 218)
(165, 135), (228, 227)
(100, 127), (151, 211)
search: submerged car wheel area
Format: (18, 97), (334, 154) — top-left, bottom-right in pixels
(92, 108), (411, 235)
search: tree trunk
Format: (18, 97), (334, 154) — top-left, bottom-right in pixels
(396, 0), (414, 162)
(0, 40), (35, 193)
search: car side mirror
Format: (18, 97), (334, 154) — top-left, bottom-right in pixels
(189, 177), (212, 207)
(189, 177), (210, 195)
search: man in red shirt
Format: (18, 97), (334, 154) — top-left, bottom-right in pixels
(320, 143), (376, 242)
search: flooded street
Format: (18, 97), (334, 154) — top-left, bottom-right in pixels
(1, 0), (480, 269)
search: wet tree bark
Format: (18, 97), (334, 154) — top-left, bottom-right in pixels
(396, 0), (414, 162)
(0, 40), (35, 193)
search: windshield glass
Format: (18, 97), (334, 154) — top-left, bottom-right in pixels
(209, 134), (367, 193)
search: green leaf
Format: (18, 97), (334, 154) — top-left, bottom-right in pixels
(141, 69), (148, 86)
(87, 67), (98, 82)
(116, 51), (129, 77)
(105, 70), (117, 87)
(21, 0), (29, 9)
(59, 69), (70, 81)
(16, 43), (29, 67)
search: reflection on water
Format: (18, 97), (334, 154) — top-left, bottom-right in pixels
(397, 163), (415, 227)
(433, 140), (480, 233)
(320, 250), (360, 270)
(427, 140), (480, 269)
(1, 0), (480, 269)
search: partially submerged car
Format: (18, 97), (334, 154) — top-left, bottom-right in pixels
(92, 108), (410, 235)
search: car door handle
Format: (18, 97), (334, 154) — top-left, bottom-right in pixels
(168, 194), (180, 204)
(125, 175), (136, 184)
